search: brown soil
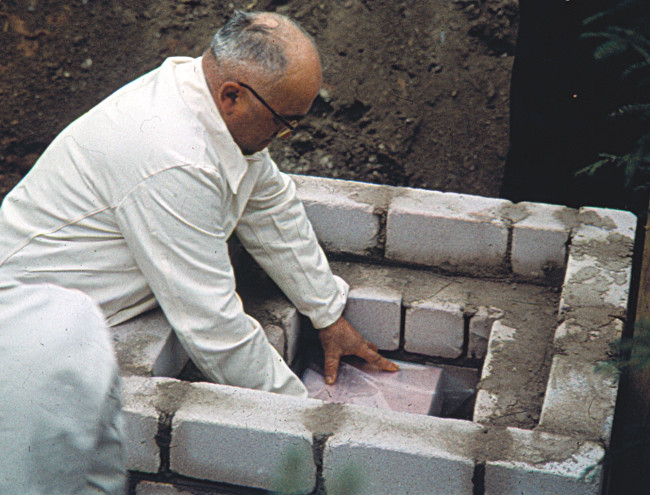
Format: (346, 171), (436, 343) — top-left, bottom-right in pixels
(0, 0), (517, 200)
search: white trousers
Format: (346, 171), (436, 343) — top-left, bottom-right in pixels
(0, 282), (126, 494)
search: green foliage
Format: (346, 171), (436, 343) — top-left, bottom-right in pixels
(271, 446), (366, 495)
(597, 319), (650, 374)
(577, 0), (650, 195)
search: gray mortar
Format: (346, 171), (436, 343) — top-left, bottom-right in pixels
(554, 208), (581, 230)
(571, 233), (634, 263)
(301, 402), (350, 436)
(578, 209), (619, 230)
(552, 311), (623, 364)
(478, 428), (596, 467)
(499, 203), (532, 224)
(154, 380), (193, 416)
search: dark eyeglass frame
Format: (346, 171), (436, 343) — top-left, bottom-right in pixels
(237, 82), (298, 138)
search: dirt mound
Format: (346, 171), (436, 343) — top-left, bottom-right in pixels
(0, 0), (517, 199)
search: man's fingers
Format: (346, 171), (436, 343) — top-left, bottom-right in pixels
(318, 316), (397, 385)
(357, 344), (399, 372)
(323, 354), (341, 385)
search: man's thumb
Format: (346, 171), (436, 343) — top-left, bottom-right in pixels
(323, 354), (340, 385)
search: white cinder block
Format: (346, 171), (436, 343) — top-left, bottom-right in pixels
(508, 202), (571, 278)
(263, 324), (286, 361)
(405, 300), (464, 358)
(560, 253), (632, 314)
(468, 306), (504, 359)
(170, 382), (316, 493)
(112, 308), (188, 377)
(386, 188), (510, 271)
(322, 408), (478, 495)
(559, 207), (636, 315)
(473, 320), (518, 424)
(291, 175), (389, 255)
(539, 355), (619, 444)
(343, 285), (402, 350)
(279, 303), (302, 366)
(485, 428), (604, 495)
(575, 207), (636, 244)
(473, 389), (500, 425)
(120, 376), (162, 473)
(247, 295), (301, 364)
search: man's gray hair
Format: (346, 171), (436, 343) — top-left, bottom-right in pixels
(210, 11), (314, 77)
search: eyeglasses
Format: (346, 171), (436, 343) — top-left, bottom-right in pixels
(237, 82), (298, 138)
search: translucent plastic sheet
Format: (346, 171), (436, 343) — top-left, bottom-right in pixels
(302, 359), (445, 416)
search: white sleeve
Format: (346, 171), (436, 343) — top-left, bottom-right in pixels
(114, 164), (306, 397)
(235, 160), (349, 329)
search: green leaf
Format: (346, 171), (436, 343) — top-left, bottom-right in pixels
(622, 60), (650, 80)
(608, 104), (650, 119)
(593, 39), (629, 60)
(576, 157), (614, 177)
(624, 156), (639, 188)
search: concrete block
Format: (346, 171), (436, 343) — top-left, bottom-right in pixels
(278, 303), (302, 366)
(560, 253), (631, 313)
(506, 202), (571, 279)
(120, 376), (161, 473)
(386, 188), (510, 272)
(551, 315), (624, 361)
(291, 175), (390, 255)
(112, 308), (189, 377)
(135, 481), (195, 495)
(262, 324), (286, 362)
(343, 285), (402, 350)
(170, 382), (316, 493)
(247, 295), (301, 365)
(473, 389), (500, 424)
(320, 407), (479, 495)
(473, 320), (517, 425)
(539, 354), (619, 444)
(405, 300), (465, 358)
(468, 306), (504, 359)
(485, 428), (604, 495)
(560, 207), (636, 315)
(478, 320), (517, 380)
(575, 207), (636, 244)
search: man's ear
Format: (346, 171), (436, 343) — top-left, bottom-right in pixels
(219, 82), (242, 115)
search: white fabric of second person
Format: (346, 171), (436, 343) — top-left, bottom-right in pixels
(0, 56), (349, 397)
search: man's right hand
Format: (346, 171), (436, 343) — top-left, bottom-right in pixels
(318, 316), (399, 385)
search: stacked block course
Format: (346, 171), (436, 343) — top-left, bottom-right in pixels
(113, 175), (636, 494)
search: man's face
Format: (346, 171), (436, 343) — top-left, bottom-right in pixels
(213, 32), (323, 156)
(229, 80), (315, 156)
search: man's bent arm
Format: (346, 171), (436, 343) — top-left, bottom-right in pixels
(236, 158), (399, 382)
(235, 159), (348, 329)
(114, 164), (306, 396)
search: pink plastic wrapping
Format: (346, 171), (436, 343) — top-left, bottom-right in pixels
(301, 359), (444, 416)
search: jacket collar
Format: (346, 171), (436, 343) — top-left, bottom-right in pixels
(171, 56), (266, 194)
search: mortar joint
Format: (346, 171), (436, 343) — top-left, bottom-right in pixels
(312, 432), (333, 495)
(154, 410), (175, 476)
(373, 206), (387, 258)
(504, 217), (514, 275)
(472, 460), (486, 495)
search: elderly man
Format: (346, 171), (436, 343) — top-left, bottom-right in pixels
(0, 10), (396, 494)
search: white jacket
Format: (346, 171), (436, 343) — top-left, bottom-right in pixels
(0, 57), (348, 396)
